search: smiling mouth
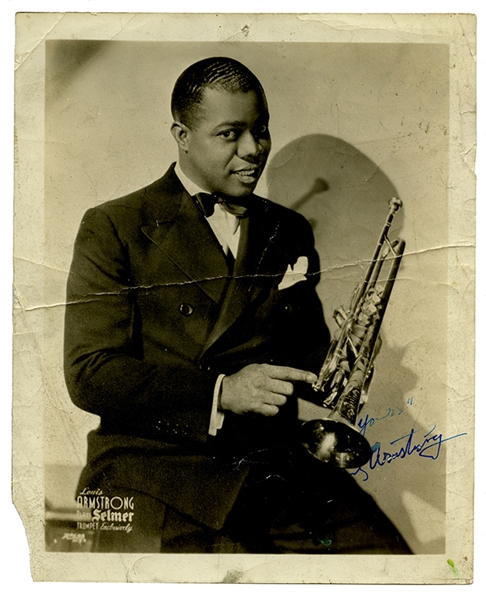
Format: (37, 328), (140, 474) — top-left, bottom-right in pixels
(233, 167), (260, 178)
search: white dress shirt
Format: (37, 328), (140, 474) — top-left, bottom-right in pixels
(175, 164), (241, 261)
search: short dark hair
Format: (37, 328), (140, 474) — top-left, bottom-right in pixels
(171, 57), (265, 127)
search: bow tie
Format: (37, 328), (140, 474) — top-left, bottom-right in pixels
(195, 193), (250, 218)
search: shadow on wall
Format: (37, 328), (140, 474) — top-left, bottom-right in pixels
(267, 135), (445, 554)
(46, 40), (110, 102)
(266, 134), (405, 323)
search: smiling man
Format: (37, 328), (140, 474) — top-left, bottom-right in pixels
(171, 80), (270, 198)
(64, 57), (411, 554)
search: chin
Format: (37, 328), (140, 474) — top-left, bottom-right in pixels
(230, 189), (256, 198)
(227, 182), (259, 198)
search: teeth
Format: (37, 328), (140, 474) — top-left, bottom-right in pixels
(236, 170), (256, 176)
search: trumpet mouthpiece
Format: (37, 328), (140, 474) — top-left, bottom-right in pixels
(388, 197), (403, 213)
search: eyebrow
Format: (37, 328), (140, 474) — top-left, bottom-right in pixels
(212, 116), (269, 132)
(212, 121), (248, 130)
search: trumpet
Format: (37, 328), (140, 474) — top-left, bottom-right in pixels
(301, 198), (406, 469)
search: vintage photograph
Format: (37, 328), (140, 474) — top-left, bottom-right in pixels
(13, 13), (475, 583)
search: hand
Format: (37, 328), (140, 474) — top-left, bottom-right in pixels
(220, 363), (317, 417)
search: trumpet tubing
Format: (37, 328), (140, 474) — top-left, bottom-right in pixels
(301, 198), (406, 469)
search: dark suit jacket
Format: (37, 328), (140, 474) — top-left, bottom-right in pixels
(64, 164), (329, 530)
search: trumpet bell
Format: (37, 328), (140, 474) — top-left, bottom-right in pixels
(300, 419), (371, 469)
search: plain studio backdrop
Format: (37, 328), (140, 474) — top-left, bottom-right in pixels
(41, 39), (453, 555)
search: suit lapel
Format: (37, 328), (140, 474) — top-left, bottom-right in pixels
(141, 168), (231, 305)
(202, 202), (283, 352)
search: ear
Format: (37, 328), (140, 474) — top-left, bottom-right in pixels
(171, 121), (191, 153)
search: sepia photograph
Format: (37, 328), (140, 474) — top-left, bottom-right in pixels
(12, 11), (475, 584)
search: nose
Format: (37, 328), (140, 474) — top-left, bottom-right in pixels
(237, 131), (265, 160)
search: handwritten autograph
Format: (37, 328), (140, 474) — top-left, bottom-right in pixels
(351, 425), (467, 482)
(357, 407), (403, 437)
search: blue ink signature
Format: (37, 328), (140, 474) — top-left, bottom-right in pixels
(357, 407), (403, 437)
(351, 425), (467, 482)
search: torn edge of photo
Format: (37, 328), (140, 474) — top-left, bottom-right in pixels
(13, 12), (475, 583)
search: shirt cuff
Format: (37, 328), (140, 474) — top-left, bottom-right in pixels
(208, 373), (226, 436)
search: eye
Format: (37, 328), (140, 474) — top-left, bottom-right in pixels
(218, 130), (238, 140)
(254, 124), (269, 137)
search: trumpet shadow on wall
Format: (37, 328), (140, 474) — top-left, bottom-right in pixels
(267, 135), (445, 554)
(266, 134), (404, 337)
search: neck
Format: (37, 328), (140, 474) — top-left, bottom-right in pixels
(177, 155), (209, 192)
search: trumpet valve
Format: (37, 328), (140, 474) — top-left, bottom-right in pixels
(333, 306), (348, 327)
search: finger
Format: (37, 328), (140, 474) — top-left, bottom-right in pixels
(267, 379), (294, 397)
(264, 392), (288, 407)
(265, 365), (317, 384)
(250, 393), (286, 415)
(259, 404), (280, 417)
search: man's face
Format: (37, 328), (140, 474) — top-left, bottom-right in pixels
(178, 87), (271, 198)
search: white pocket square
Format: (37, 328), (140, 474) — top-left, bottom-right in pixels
(278, 256), (309, 290)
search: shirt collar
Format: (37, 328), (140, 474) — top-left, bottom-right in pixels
(174, 162), (208, 198)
